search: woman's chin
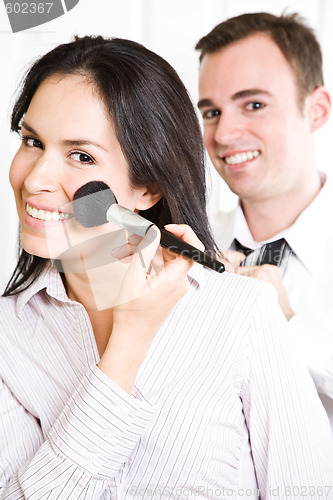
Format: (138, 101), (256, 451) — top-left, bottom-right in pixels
(20, 234), (68, 260)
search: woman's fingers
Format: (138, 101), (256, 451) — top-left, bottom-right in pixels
(116, 226), (160, 300)
(159, 224), (204, 268)
(164, 224), (205, 251)
(151, 224), (204, 290)
(110, 232), (147, 261)
(114, 223), (204, 306)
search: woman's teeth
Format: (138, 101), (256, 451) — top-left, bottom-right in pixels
(26, 203), (71, 221)
(224, 150), (260, 165)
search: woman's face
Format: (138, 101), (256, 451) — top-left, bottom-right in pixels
(10, 74), (154, 260)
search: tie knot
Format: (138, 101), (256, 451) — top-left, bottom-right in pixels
(233, 238), (293, 267)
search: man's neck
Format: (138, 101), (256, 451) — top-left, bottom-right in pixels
(241, 173), (323, 242)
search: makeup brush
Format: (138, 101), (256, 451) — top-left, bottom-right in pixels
(72, 181), (225, 273)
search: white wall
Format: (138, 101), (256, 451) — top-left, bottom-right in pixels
(1, 0), (332, 291)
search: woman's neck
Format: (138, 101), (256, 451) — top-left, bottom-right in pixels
(64, 270), (114, 358)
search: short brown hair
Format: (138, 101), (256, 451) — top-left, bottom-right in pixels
(196, 12), (324, 107)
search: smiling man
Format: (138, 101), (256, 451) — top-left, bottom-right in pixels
(196, 12), (333, 431)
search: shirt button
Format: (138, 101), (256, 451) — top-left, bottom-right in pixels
(118, 405), (129, 419)
(88, 453), (102, 467)
(102, 429), (116, 441)
(102, 431), (119, 447)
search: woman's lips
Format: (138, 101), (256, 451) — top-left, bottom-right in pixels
(25, 202), (72, 221)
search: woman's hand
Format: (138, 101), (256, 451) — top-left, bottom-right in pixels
(98, 224), (204, 393)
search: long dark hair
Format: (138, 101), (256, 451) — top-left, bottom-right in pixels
(4, 35), (217, 296)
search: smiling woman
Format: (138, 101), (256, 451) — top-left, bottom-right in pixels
(0, 35), (332, 499)
(5, 36), (216, 295)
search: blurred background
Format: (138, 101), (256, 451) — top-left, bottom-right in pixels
(1, 0), (332, 291)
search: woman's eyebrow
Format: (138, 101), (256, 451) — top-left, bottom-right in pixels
(62, 139), (108, 151)
(21, 121), (38, 135)
(21, 121), (107, 152)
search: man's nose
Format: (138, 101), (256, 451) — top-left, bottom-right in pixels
(214, 110), (244, 145)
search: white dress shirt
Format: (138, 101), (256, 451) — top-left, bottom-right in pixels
(210, 172), (333, 433)
(0, 264), (332, 499)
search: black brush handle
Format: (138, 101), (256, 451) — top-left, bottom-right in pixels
(106, 205), (225, 273)
(160, 228), (225, 273)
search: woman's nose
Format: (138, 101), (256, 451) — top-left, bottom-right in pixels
(24, 153), (59, 194)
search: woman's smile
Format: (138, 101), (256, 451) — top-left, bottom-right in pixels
(25, 202), (72, 222)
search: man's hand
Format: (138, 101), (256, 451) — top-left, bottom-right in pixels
(225, 251), (294, 321)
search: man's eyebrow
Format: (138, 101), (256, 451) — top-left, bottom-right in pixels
(231, 89), (272, 100)
(21, 121), (107, 151)
(197, 98), (214, 109)
(197, 89), (272, 109)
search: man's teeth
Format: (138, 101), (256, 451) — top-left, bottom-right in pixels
(26, 203), (70, 221)
(224, 150), (260, 165)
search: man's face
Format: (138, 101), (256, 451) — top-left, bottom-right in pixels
(198, 33), (315, 205)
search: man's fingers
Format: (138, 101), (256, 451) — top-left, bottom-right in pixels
(223, 250), (246, 267)
(236, 263), (279, 281)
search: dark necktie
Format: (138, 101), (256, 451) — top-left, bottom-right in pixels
(233, 238), (293, 267)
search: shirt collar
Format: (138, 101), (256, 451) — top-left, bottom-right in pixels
(233, 173), (333, 278)
(283, 173), (333, 278)
(233, 205), (258, 250)
(16, 263), (70, 318)
(16, 259), (206, 318)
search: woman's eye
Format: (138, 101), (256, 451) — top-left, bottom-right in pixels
(202, 109), (221, 120)
(70, 152), (94, 164)
(22, 136), (43, 149)
(246, 102), (265, 111)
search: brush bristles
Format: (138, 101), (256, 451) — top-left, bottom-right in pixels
(72, 181), (117, 227)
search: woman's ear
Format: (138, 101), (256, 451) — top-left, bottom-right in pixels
(308, 86), (331, 133)
(134, 184), (163, 211)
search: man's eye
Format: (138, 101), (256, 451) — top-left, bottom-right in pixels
(22, 137), (43, 149)
(202, 109), (221, 119)
(246, 102), (265, 111)
(70, 152), (94, 164)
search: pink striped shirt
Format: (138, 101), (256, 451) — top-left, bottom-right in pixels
(0, 264), (332, 499)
